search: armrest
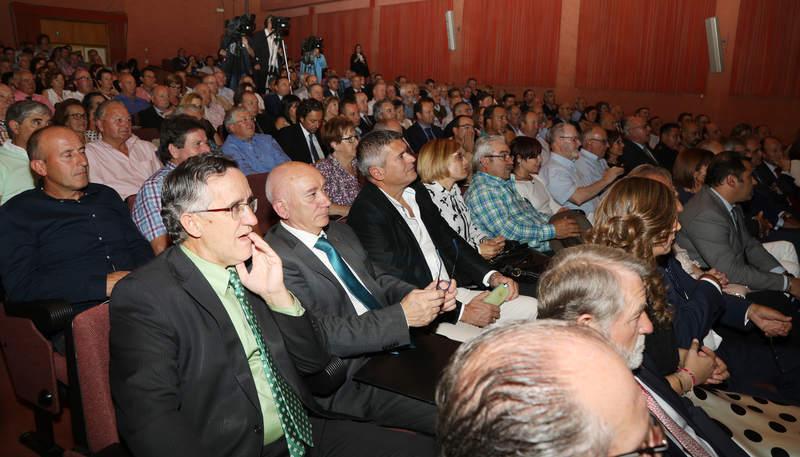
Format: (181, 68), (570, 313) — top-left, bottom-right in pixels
(303, 356), (347, 397)
(4, 299), (80, 337)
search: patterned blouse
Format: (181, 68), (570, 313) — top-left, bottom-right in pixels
(315, 156), (361, 206)
(424, 181), (488, 249)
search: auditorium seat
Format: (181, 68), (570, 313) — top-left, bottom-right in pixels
(246, 172), (280, 236)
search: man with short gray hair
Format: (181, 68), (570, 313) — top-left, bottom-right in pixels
(622, 115), (659, 173)
(465, 135), (580, 252)
(0, 100), (50, 204)
(436, 319), (654, 457)
(538, 244), (749, 457)
(221, 107), (289, 175)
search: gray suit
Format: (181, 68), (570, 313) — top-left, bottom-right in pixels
(677, 186), (784, 291)
(265, 221), (436, 434)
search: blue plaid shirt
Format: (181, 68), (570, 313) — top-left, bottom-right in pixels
(131, 162), (175, 242)
(465, 171), (556, 252)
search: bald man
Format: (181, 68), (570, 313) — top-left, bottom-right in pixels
(264, 162), (455, 435)
(0, 126), (151, 305)
(137, 85), (173, 130)
(114, 73), (149, 116)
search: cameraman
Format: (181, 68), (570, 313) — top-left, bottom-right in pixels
(251, 16), (284, 94)
(220, 15), (255, 90)
(300, 40), (327, 82)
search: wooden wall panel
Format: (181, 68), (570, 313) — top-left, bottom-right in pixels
(461, 0), (561, 87)
(575, 0), (715, 94)
(316, 7), (372, 75)
(377, 0), (452, 83)
(282, 14), (313, 65)
(730, 0), (800, 97)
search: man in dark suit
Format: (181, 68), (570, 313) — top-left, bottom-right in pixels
(137, 85), (172, 130)
(621, 115), (660, 173)
(110, 154), (434, 457)
(355, 92), (374, 134)
(264, 162), (455, 434)
(537, 244), (749, 457)
(265, 77), (292, 118)
(403, 97), (444, 154)
(755, 136), (800, 199)
(250, 16), (283, 94)
(347, 130), (537, 342)
(276, 99), (325, 164)
(652, 122), (681, 172)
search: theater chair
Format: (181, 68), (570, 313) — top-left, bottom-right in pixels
(0, 299), (84, 456)
(247, 172), (280, 236)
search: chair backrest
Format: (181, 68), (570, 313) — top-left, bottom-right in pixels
(71, 302), (119, 453)
(247, 172), (281, 236)
(0, 305), (63, 414)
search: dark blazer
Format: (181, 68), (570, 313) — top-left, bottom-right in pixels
(250, 30), (272, 93)
(348, 180), (491, 292)
(621, 139), (659, 174)
(754, 162), (800, 199)
(264, 93), (283, 118)
(653, 143), (678, 172)
(110, 246), (333, 457)
(636, 358), (749, 457)
(265, 223), (415, 415)
(358, 114), (374, 135)
(276, 123), (322, 164)
(404, 122), (444, 154)
(137, 106), (165, 130)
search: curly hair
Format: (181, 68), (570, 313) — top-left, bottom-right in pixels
(588, 177), (676, 324)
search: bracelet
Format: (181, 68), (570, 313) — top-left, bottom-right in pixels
(678, 367), (697, 389)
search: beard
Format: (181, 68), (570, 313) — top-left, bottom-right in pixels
(621, 334), (646, 370)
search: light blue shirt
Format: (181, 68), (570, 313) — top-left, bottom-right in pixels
(539, 151), (599, 214)
(222, 133), (290, 176)
(575, 148), (608, 184)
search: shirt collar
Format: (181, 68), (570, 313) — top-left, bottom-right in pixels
(300, 123), (314, 138)
(579, 148), (601, 161)
(2, 139), (27, 157)
(709, 187), (735, 213)
(550, 151), (577, 167)
(179, 244), (232, 297)
(379, 186), (415, 210)
(281, 221), (324, 249)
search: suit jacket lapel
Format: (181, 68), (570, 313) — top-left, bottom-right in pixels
(167, 248), (262, 412)
(703, 187), (742, 249)
(362, 183), (424, 258)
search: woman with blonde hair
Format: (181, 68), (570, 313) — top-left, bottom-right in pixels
(418, 138), (505, 259)
(591, 176), (799, 403)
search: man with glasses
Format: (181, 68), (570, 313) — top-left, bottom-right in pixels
(538, 245), (749, 457)
(437, 320), (664, 457)
(71, 68), (95, 101)
(466, 135), (581, 253)
(0, 125), (152, 306)
(222, 107), (289, 175)
(0, 100), (51, 204)
(449, 115), (476, 155)
(622, 115), (659, 174)
(0, 83), (14, 143)
(132, 115), (211, 255)
(541, 123), (623, 216)
(85, 100), (161, 200)
(111, 154), (434, 457)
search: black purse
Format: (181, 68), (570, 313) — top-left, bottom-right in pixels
(487, 241), (552, 283)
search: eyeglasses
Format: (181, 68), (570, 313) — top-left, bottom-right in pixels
(191, 197), (258, 220)
(455, 124), (475, 130)
(235, 116), (255, 124)
(611, 416), (669, 457)
(68, 113), (87, 120)
(587, 138), (609, 145)
(74, 76), (91, 82)
(341, 135), (358, 143)
(486, 152), (512, 160)
(559, 136), (580, 142)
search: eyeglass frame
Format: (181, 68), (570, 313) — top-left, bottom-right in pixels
(610, 415), (669, 457)
(190, 196), (258, 220)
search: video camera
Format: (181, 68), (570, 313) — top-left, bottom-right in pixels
(271, 16), (291, 36)
(225, 14), (255, 39)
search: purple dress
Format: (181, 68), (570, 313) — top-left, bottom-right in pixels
(315, 156), (361, 206)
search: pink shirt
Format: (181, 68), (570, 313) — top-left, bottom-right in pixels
(204, 102), (225, 129)
(14, 91), (54, 113)
(135, 86), (152, 103)
(85, 135), (161, 200)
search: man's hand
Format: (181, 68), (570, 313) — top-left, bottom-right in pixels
(682, 339), (715, 386)
(755, 211), (775, 235)
(106, 271), (131, 296)
(788, 277), (800, 299)
(478, 236), (505, 259)
(460, 292), (500, 327)
(488, 272), (519, 301)
(703, 349), (730, 385)
(603, 166), (625, 183)
(400, 282), (446, 327)
(441, 278), (458, 313)
(236, 233), (293, 308)
(704, 268), (729, 287)
(553, 217), (581, 239)
(748, 304), (793, 337)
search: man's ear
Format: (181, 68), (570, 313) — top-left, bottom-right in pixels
(272, 199), (289, 220)
(368, 166), (384, 182)
(576, 313), (595, 327)
(725, 174), (738, 188)
(7, 119), (20, 137)
(179, 213), (203, 239)
(30, 159), (47, 178)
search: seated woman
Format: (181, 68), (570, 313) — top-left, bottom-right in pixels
(317, 116), (362, 217)
(591, 176), (799, 404)
(165, 73), (186, 107)
(81, 91), (106, 143)
(418, 138), (505, 260)
(53, 99), (88, 142)
(275, 94), (300, 131)
(605, 130), (625, 168)
(323, 96), (339, 122)
(510, 136), (562, 218)
(177, 93), (223, 151)
(673, 148), (714, 205)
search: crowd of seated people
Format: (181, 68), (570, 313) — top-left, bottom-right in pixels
(2, 30), (800, 457)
